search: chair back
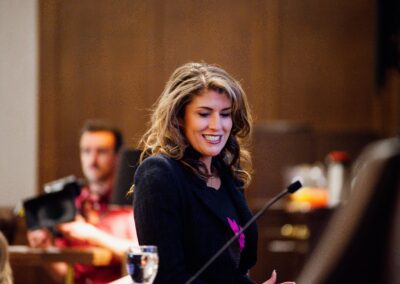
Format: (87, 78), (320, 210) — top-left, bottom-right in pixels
(111, 148), (141, 205)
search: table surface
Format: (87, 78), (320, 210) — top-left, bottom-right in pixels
(9, 245), (113, 266)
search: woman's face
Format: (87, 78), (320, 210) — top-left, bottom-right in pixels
(183, 89), (233, 165)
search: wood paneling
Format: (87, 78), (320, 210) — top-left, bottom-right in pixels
(374, 70), (400, 135)
(38, 0), (386, 186)
(278, 0), (376, 130)
(39, 0), (58, 192)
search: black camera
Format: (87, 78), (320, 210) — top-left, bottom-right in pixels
(23, 176), (82, 230)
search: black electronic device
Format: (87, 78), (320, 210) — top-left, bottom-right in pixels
(23, 179), (81, 230)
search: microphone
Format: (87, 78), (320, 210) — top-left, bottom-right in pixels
(186, 180), (302, 284)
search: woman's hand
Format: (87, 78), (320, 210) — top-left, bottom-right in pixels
(262, 270), (296, 284)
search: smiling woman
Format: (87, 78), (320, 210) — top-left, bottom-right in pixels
(132, 63), (294, 284)
(137, 62), (252, 187)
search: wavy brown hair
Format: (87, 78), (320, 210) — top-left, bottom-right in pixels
(139, 62), (253, 186)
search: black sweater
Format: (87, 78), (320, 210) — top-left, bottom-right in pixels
(133, 154), (257, 284)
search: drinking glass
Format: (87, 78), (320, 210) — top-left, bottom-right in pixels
(126, 245), (159, 284)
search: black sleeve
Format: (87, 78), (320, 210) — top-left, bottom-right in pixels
(133, 156), (207, 284)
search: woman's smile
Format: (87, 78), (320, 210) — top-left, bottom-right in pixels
(203, 134), (222, 143)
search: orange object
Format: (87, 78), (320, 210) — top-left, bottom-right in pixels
(288, 187), (329, 211)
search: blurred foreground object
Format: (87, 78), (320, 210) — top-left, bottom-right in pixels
(0, 231), (13, 284)
(297, 136), (400, 283)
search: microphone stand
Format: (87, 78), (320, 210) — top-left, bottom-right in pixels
(186, 181), (302, 284)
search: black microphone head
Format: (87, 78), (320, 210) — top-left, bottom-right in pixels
(287, 180), (302, 193)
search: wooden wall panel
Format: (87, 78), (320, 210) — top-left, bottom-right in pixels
(278, 0), (376, 130)
(39, 0), (58, 191)
(40, 1), (161, 184)
(38, 0), (282, 186)
(38, 0), (385, 187)
(374, 70), (400, 135)
(249, 0), (281, 120)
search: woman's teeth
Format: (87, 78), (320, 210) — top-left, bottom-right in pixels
(204, 135), (221, 142)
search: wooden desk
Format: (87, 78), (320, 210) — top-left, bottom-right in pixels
(9, 245), (113, 284)
(247, 207), (334, 282)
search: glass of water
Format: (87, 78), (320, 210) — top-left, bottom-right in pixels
(126, 245), (159, 284)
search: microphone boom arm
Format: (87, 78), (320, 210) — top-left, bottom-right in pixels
(186, 180), (302, 284)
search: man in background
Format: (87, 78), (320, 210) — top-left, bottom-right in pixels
(27, 120), (137, 284)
